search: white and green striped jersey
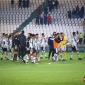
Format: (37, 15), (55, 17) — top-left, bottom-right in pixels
(29, 38), (36, 49)
(35, 38), (41, 50)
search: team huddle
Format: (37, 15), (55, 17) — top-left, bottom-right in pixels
(0, 30), (82, 64)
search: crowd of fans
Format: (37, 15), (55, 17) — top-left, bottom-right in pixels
(11, 0), (30, 8)
(35, 0), (59, 25)
(67, 5), (85, 19)
(36, 14), (52, 25)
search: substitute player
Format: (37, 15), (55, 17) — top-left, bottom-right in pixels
(70, 32), (82, 60)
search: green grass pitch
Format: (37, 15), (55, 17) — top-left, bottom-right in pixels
(0, 52), (85, 85)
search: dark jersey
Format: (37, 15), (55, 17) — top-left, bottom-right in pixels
(26, 37), (30, 48)
(55, 36), (62, 43)
(13, 36), (20, 47)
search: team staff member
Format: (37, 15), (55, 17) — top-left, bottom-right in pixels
(48, 32), (56, 60)
(19, 30), (26, 60)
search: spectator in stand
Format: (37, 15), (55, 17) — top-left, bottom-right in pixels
(23, 0), (26, 8)
(51, 2), (55, 11)
(49, 3), (52, 12)
(76, 5), (80, 13)
(67, 10), (71, 19)
(36, 14), (40, 25)
(40, 15), (43, 25)
(48, 0), (52, 6)
(83, 19), (85, 32)
(54, 0), (59, 9)
(72, 9), (76, 19)
(26, 0), (29, 8)
(81, 6), (84, 16)
(75, 5), (80, 18)
(47, 14), (52, 25)
(36, 8), (41, 15)
(44, 14), (47, 25)
(48, 0), (52, 12)
(19, 0), (22, 8)
(80, 6), (84, 18)
(79, 9), (82, 18)
(44, 6), (48, 15)
(79, 33), (84, 45)
(11, 0), (14, 8)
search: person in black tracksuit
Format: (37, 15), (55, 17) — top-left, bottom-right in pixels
(19, 0), (22, 8)
(54, 0), (59, 9)
(48, 36), (54, 60)
(11, 0), (14, 8)
(12, 31), (20, 61)
(23, 0), (26, 8)
(19, 30), (26, 60)
(26, 0), (29, 8)
(48, 32), (56, 60)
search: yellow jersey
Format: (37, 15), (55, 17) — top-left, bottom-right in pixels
(60, 36), (68, 48)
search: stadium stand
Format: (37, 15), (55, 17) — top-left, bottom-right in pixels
(0, 0), (44, 35)
(0, 0), (85, 41)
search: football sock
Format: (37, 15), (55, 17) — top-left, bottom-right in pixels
(26, 55), (29, 60)
(1, 54), (4, 58)
(4, 52), (6, 58)
(64, 52), (66, 58)
(60, 53), (64, 60)
(38, 57), (40, 61)
(77, 52), (80, 58)
(6, 55), (9, 59)
(70, 52), (73, 58)
(31, 56), (33, 62)
(41, 51), (43, 57)
(9, 53), (12, 59)
(44, 51), (46, 57)
(26, 55), (29, 62)
(37, 55), (40, 61)
(54, 54), (58, 61)
(33, 57), (36, 63)
(40, 55), (42, 58)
